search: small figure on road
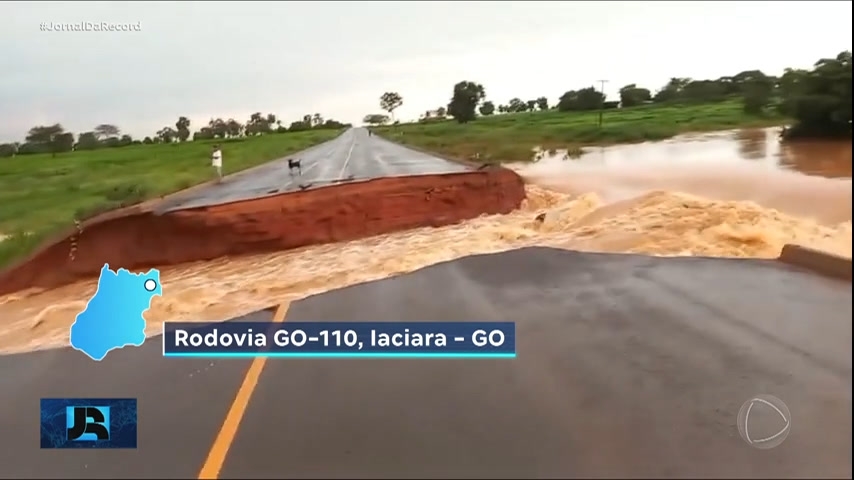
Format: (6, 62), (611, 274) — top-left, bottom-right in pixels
(211, 145), (223, 183)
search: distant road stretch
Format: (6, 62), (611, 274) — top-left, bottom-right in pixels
(156, 128), (469, 213)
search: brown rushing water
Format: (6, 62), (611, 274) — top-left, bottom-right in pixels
(526, 128), (852, 225)
(576, 128), (851, 178)
(0, 127), (851, 354)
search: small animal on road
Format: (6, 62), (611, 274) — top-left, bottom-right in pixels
(288, 158), (302, 175)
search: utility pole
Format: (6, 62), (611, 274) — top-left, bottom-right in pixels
(597, 79), (609, 128)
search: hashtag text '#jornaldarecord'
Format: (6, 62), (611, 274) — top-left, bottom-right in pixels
(40, 21), (142, 32)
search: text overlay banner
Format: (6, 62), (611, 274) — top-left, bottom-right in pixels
(162, 322), (516, 356)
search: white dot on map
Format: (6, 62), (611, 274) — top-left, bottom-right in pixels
(144, 279), (157, 292)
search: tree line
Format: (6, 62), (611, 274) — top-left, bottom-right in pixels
(365, 50), (850, 140)
(0, 112), (351, 158)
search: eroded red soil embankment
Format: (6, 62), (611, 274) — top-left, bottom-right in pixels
(0, 169), (526, 296)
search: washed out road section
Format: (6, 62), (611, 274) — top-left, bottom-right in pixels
(0, 168), (524, 296)
(0, 125), (521, 296)
(0, 249), (850, 477)
(155, 128), (469, 213)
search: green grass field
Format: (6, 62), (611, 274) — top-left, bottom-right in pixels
(0, 129), (342, 268)
(0, 99), (787, 270)
(376, 99), (788, 162)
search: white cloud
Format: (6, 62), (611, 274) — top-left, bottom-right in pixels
(0, 1), (850, 141)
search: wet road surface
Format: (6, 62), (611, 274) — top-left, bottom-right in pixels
(1, 248), (850, 478)
(155, 128), (469, 213)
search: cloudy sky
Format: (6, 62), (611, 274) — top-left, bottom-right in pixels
(1, 1), (851, 142)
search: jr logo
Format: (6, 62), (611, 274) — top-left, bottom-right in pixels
(66, 406), (110, 441)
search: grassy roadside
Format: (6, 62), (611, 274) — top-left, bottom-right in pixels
(375, 100), (789, 163)
(0, 129), (342, 268)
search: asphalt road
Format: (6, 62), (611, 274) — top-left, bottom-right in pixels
(1, 248), (850, 478)
(155, 128), (469, 213)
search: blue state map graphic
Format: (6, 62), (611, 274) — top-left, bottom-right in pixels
(70, 263), (162, 361)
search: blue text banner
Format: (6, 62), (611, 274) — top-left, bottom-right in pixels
(162, 322), (516, 358)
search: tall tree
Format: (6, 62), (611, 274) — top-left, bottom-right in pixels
(175, 116), (191, 142)
(653, 77), (691, 103)
(24, 124), (69, 156)
(289, 120), (311, 131)
(619, 84), (652, 107)
(783, 50), (852, 138)
(776, 68), (810, 116)
(25, 124), (64, 144)
(0, 143), (17, 157)
(93, 124), (120, 140)
(75, 131), (100, 150)
(192, 128), (214, 141)
(479, 101), (496, 116)
(53, 132), (75, 153)
(507, 98), (526, 113)
(380, 92), (404, 122)
(447, 81), (485, 124)
(246, 112), (271, 135)
(207, 118), (228, 138)
(739, 71), (774, 114)
(557, 87), (605, 111)
(536, 97), (549, 110)
(681, 80), (728, 103)
(156, 127), (177, 143)
(225, 118), (244, 137)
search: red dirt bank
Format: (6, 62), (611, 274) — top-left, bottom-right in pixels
(0, 169), (526, 296)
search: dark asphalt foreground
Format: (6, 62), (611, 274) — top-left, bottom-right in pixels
(155, 128), (469, 213)
(1, 248), (851, 479)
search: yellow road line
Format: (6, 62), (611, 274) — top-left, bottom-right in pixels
(198, 303), (289, 479)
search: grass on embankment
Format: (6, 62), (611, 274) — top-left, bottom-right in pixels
(376, 99), (788, 163)
(0, 129), (342, 269)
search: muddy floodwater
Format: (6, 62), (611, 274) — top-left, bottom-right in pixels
(559, 128), (851, 179)
(525, 128), (852, 225)
(0, 127), (851, 354)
